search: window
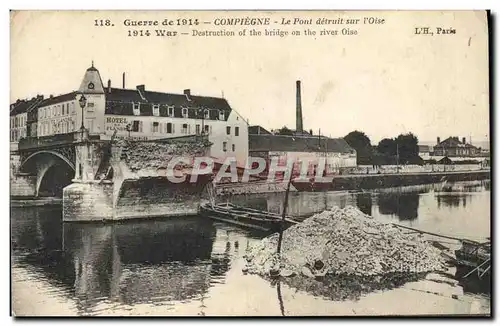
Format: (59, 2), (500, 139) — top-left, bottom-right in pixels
(182, 123), (188, 134)
(167, 105), (174, 117)
(235, 126), (239, 136)
(204, 109), (210, 119)
(226, 126), (231, 135)
(152, 121), (159, 133)
(182, 107), (188, 118)
(153, 104), (160, 117)
(204, 125), (210, 134)
(166, 122), (173, 134)
(219, 110), (225, 120)
(223, 141), (227, 152)
(71, 103), (76, 114)
(133, 103), (141, 116)
(132, 120), (140, 132)
(232, 144), (235, 152)
(86, 119), (94, 132)
(196, 124), (200, 135)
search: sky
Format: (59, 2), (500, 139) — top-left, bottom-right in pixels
(10, 10), (490, 145)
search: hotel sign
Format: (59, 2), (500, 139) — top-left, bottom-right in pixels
(105, 116), (129, 131)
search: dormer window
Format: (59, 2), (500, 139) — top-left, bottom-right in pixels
(204, 108), (210, 119)
(153, 104), (160, 117)
(218, 110), (225, 120)
(167, 105), (174, 117)
(133, 102), (141, 116)
(181, 107), (188, 118)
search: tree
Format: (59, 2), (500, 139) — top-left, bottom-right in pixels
(344, 131), (371, 150)
(395, 133), (419, 164)
(377, 138), (397, 157)
(275, 126), (294, 136)
(344, 131), (372, 165)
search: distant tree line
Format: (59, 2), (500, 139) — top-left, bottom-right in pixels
(344, 130), (422, 165)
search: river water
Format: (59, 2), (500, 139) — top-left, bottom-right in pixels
(11, 180), (491, 316)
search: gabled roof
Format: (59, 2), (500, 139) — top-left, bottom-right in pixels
(438, 136), (477, 149)
(39, 92), (77, 107)
(105, 88), (233, 120)
(249, 125), (272, 135)
(249, 134), (355, 154)
(10, 96), (44, 116)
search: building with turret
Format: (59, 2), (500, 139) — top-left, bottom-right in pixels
(10, 63), (249, 166)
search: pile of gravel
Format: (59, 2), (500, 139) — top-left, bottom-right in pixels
(244, 206), (447, 279)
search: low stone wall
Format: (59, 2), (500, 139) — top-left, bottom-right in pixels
(331, 170), (491, 191)
(114, 201), (200, 220)
(63, 181), (114, 221)
(352, 164), (485, 175)
(10, 174), (36, 197)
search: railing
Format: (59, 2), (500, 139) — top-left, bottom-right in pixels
(17, 132), (101, 150)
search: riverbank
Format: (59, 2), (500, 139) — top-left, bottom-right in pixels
(10, 197), (62, 208)
(294, 170), (490, 192)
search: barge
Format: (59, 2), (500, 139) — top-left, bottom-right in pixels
(200, 202), (298, 232)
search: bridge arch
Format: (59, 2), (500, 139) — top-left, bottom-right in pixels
(19, 150), (76, 197)
(20, 150), (76, 173)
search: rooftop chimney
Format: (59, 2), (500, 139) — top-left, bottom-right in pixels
(107, 79), (111, 93)
(296, 80), (303, 133)
(462, 137), (466, 144)
(437, 137), (440, 144)
(122, 72), (126, 89)
(184, 89), (191, 101)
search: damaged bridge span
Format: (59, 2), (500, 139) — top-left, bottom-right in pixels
(11, 130), (213, 222)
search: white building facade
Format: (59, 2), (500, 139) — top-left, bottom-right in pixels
(11, 64), (249, 167)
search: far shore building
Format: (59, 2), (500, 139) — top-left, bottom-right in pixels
(10, 63), (249, 167)
(249, 132), (357, 176)
(247, 80), (357, 177)
(432, 136), (480, 157)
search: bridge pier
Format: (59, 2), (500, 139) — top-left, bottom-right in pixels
(11, 173), (37, 197)
(63, 180), (114, 222)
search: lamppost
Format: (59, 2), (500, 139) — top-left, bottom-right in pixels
(79, 93), (87, 130)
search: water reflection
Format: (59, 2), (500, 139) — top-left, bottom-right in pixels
(11, 179), (491, 315)
(228, 180), (490, 229)
(377, 193), (420, 221)
(11, 208), (243, 314)
(356, 193), (372, 216)
(437, 194), (470, 208)
(229, 191), (356, 219)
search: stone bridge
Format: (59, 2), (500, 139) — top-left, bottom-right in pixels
(10, 130), (213, 221)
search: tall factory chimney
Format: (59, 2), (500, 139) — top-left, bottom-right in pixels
(296, 80), (303, 133)
(122, 72), (126, 88)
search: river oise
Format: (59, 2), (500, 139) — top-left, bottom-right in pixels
(11, 180), (490, 316)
